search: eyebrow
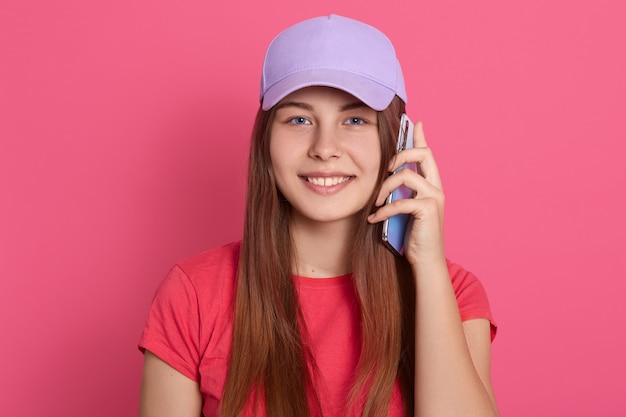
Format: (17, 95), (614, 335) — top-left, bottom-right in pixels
(275, 100), (369, 112)
(340, 101), (368, 111)
(275, 101), (313, 111)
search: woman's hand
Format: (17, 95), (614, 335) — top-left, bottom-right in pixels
(368, 121), (446, 267)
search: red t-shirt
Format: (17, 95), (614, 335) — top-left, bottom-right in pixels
(139, 241), (496, 417)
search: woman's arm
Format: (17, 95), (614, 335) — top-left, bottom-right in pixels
(138, 350), (202, 417)
(463, 318), (498, 410)
(412, 261), (499, 417)
(369, 122), (498, 416)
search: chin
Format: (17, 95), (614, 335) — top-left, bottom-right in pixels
(292, 206), (364, 225)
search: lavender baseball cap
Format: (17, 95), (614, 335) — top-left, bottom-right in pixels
(260, 15), (407, 111)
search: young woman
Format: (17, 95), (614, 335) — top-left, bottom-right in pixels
(138, 15), (498, 417)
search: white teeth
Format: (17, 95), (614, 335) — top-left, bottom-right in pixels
(307, 177), (350, 186)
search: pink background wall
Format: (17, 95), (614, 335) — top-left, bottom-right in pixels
(1, 0), (624, 415)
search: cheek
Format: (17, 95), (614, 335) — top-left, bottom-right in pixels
(268, 129), (293, 164)
(268, 135), (283, 171)
(360, 142), (383, 193)
(358, 142), (382, 174)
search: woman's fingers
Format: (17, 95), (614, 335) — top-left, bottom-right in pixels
(371, 167), (445, 225)
(414, 120), (427, 148)
(370, 193), (443, 224)
(387, 122), (443, 190)
(374, 167), (440, 207)
(370, 121), (445, 223)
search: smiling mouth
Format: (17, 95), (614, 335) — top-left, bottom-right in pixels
(303, 176), (353, 187)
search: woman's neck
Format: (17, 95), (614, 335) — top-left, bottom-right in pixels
(289, 213), (358, 278)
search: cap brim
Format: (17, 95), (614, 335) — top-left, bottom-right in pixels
(261, 68), (396, 111)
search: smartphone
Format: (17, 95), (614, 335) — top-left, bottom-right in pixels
(381, 114), (416, 256)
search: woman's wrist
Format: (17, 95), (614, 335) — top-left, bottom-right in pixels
(409, 254), (449, 283)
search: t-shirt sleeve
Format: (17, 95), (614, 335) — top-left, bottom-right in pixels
(448, 260), (497, 341)
(138, 265), (201, 381)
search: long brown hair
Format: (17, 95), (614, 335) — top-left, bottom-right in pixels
(219, 95), (415, 417)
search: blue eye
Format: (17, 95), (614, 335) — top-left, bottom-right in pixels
(288, 117), (311, 125)
(346, 117), (365, 125)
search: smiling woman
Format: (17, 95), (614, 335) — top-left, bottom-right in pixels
(138, 14), (498, 417)
(270, 87), (382, 226)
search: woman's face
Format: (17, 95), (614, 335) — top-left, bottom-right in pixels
(269, 86), (381, 225)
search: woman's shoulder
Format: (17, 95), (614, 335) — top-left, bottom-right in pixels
(445, 258), (489, 302)
(446, 258), (479, 286)
(140, 242), (242, 380)
(169, 241), (241, 293)
(446, 258), (497, 338)
(177, 241), (241, 271)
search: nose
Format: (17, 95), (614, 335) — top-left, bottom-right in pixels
(308, 125), (342, 160)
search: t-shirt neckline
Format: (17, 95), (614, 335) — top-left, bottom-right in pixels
(293, 273), (353, 288)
